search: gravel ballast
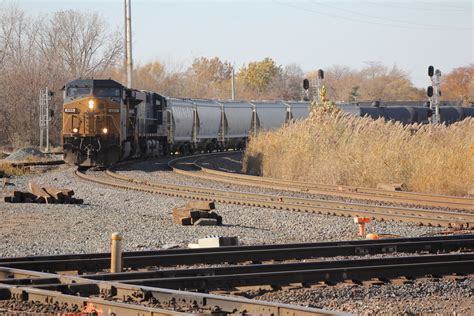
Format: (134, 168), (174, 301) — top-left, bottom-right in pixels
(0, 162), (470, 315)
(0, 165), (445, 257)
(246, 277), (473, 315)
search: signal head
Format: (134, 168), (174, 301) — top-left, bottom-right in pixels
(428, 66), (434, 77)
(303, 79), (309, 90)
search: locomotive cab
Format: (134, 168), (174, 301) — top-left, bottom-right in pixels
(62, 79), (124, 167)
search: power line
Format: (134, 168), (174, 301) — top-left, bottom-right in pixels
(309, 1), (472, 30)
(273, 1), (472, 31)
(413, 1), (472, 11)
(364, 1), (472, 13)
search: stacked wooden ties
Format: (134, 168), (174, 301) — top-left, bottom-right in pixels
(4, 182), (83, 204)
(172, 201), (222, 226)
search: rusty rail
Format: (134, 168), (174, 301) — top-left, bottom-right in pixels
(192, 152), (474, 211)
(81, 157), (474, 228)
(0, 267), (343, 316)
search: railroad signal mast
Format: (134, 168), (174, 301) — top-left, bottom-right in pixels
(314, 69), (324, 103)
(39, 88), (54, 153)
(302, 69), (324, 103)
(427, 65), (441, 124)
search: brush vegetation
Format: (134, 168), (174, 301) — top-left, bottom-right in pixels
(243, 105), (474, 196)
(0, 163), (30, 176)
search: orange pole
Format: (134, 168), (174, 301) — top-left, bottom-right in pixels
(359, 223), (366, 236)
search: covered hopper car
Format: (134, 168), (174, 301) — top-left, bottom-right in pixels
(62, 79), (474, 167)
(62, 79), (312, 167)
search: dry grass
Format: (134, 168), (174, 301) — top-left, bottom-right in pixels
(0, 162), (30, 176)
(243, 106), (474, 196)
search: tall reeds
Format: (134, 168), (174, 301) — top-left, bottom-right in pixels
(243, 107), (474, 196)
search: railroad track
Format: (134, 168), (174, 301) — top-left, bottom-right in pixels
(1, 235), (473, 272)
(1, 236), (473, 315)
(191, 152), (474, 211)
(0, 267), (342, 316)
(74, 156), (474, 228)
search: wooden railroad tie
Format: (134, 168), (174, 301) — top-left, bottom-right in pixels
(172, 201), (222, 226)
(3, 181), (83, 204)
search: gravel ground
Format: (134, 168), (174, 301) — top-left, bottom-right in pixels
(0, 164), (444, 256)
(246, 277), (473, 315)
(0, 161), (470, 315)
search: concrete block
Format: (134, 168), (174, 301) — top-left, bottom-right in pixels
(198, 236), (239, 248)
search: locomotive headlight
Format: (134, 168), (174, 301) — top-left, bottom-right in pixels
(72, 128), (79, 133)
(102, 127), (108, 134)
(88, 99), (95, 109)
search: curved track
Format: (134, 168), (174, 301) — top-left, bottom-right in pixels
(74, 154), (474, 228)
(191, 152), (474, 211)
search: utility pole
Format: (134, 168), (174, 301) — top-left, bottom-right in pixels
(231, 64), (235, 100)
(125, 0), (133, 89)
(39, 88), (53, 152)
(427, 65), (441, 124)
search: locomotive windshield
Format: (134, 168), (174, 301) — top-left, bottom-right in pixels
(67, 87), (91, 97)
(94, 87), (121, 98)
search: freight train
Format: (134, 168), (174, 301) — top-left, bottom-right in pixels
(62, 79), (474, 167)
(62, 79), (311, 166)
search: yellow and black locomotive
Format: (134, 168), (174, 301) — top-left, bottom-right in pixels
(62, 79), (165, 166)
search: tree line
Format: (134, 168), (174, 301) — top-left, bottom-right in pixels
(0, 6), (472, 147)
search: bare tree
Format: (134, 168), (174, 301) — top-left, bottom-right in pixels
(46, 10), (122, 78)
(0, 6), (123, 147)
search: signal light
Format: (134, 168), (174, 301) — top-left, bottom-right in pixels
(88, 99), (95, 109)
(428, 66), (434, 77)
(427, 86), (433, 97)
(303, 79), (309, 90)
(318, 69), (324, 80)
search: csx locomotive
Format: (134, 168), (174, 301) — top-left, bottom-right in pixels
(62, 79), (474, 167)
(62, 79), (311, 167)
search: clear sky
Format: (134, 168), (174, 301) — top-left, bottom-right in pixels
(9, 0), (474, 87)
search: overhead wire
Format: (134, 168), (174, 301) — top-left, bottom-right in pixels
(309, 1), (472, 30)
(273, 1), (472, 31)
(412, 1), (472, 10)
(364, 1), (472, 13)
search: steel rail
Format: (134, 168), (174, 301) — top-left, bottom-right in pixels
(191, 151), (474, 210)
(123, 259), (474, 291)
(84, 253), (474, 283)
(4, 254), (472, 292)
(99, 163), (474, 228)
(2, 237), (473, 272)
(108, 254), (474, 290)
(1, 234), (471, 264)
(0, 267), (347, 316)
